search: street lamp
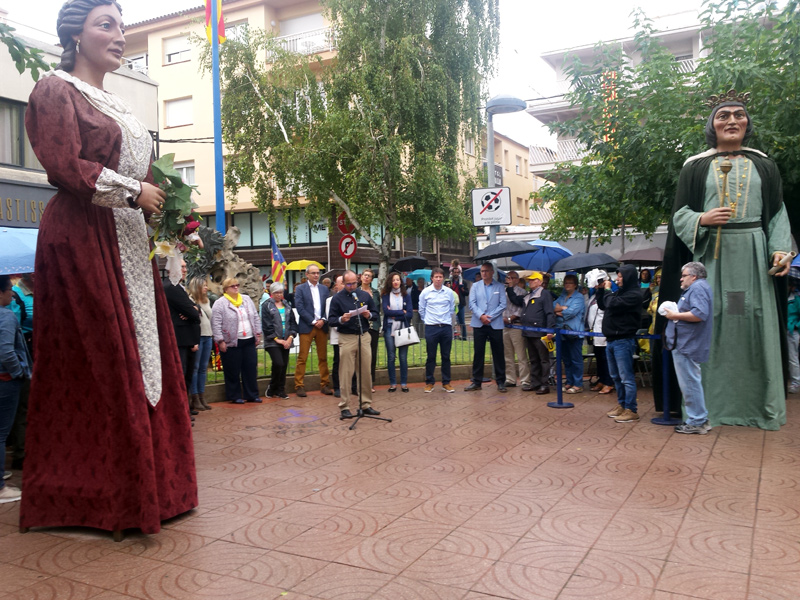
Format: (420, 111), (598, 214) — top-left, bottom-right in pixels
(486, 94), (527, 243)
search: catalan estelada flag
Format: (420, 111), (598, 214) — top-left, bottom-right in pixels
(205, 0), (226, 44)
(271, 232), (287, 282)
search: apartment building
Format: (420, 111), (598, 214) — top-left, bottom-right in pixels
(527, 15), (703, 179)
(124, 0), (476, 278)
(0, 9), (157, 230)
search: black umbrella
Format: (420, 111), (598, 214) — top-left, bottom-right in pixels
(618, 247), (664, 265)
(474, 240), (534, 261)
(392, 255), (429, 272)
(551, 252), (619, 274)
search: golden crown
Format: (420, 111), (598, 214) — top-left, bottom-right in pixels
(704, 89), (750, 109)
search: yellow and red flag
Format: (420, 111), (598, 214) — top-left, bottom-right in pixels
(271, 233), (287, 283)
(205, 0), (226, 44)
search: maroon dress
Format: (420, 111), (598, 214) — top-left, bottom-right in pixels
(21, 71), (197, 534)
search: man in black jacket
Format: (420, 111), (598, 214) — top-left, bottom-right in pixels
(510, 272), (555, 394)
(597, 264), (643, 423)
(327, 270), (381, 419)
(163, 261), (202, 415)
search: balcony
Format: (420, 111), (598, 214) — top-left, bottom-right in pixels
(529, 138), (589, 168)
(274, 27), (337, 56)
(121, 57), (148, 76)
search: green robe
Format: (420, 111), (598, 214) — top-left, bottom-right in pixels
(665, 150), (789, 430)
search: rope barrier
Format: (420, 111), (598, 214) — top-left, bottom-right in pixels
(503, 324), (679, 423)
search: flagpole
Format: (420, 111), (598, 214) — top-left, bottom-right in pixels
(211, 0), (226, 233)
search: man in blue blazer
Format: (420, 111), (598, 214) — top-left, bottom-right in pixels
(293, 264), (332, 397)
(465, 263), (507, 392)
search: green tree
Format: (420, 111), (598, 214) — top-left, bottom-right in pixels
(0, 23), (51, 81)
(202, 0), (499, 281)
(536, 0), (800, 244)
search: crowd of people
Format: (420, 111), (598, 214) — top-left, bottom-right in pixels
(1, 0), (794, 543)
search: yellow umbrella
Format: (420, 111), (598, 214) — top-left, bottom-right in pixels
(285, 260), (325, 271)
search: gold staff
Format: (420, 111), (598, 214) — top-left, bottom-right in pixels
(714, 158), (733, 260)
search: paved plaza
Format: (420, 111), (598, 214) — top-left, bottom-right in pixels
(1, 383), (799, 599)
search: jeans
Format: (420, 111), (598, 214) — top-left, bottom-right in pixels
(220, 337), (259, 401)
(190, 336), (213, 394)
(0, 379), (22, 486)
(788, 330), (800, 389)
(384, 329), (409, 386)
(425, 324), (452, 384)
(672, 351), (707, 425)
(472, 326), (505, 385)
(455, 304), (466, 339)
(607, 337), (637, 412)
(560, 335), (584, 388)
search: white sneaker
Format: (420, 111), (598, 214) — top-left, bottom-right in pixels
(2, 471), (11, 480)
(0, 485), (22, 504)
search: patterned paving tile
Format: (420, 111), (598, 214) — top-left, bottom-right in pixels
(6, 389), (800, 600)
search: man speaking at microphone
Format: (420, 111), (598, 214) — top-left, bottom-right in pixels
(327, 270), (381, 419)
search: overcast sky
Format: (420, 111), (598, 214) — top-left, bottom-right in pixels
(4, 0), (702, 147)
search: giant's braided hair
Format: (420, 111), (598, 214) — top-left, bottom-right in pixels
(56, 0), (123, 71)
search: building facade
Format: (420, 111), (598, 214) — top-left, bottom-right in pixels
(124, 0), (477, 282)
(526, 15), (704, 178)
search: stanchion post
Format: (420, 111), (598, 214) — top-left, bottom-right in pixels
(548, 329), (574, 409)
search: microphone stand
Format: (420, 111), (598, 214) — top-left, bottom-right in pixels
(342, 291), (392, 430)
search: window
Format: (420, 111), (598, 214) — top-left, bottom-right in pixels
(279, 13), (325, 36)
(165, 98), (192, 127)
(174, 161), (195, 185)
(123, 53), (148, 75)
(226, 20), (249, 42)
(464, 136), (475, 156)
(164, 36), (190, 64)
(504, 149), (509, 171)
(517, 197), (524, 217)
(515, 155), (522, 175)
(524, 158), (529, 178)
(0, 99), (43, 170)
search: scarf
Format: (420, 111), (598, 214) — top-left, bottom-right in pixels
(224, 292), (243, 307)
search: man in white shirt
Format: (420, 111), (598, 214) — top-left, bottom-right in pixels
(293, 265), (332, 397)
(419, 268), (456, 393)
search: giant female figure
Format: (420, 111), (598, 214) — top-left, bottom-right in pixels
(660, 91), (790, 430)
(21, 0), (197, 536)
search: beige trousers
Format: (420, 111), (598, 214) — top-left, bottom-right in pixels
(338, 332), (373, 411)
(503, 327), (530, 385)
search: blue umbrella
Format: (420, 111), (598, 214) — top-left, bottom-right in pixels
(512, 239), (572, 272)
(407, 268), (432, 283)
(462, 266), (508, 282)
(0, 227), (38, 275)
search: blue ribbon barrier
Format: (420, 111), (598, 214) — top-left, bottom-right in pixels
(506, 324), (676, 422)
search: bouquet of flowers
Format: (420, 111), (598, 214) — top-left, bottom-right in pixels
(148, 154), (203, 283)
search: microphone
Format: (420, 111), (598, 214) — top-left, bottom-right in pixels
(351, 291), (359, 302)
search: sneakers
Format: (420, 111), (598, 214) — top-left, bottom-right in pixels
(606, 405), (625, 418)
(615, 409), (640, 423)
(424, 384), (434, 393)
(2, 471), (11, 480)
(443, 384), (455, 393)
(675, 422), (709, 435)
(0, 485), (22, 504)
(702, 420), (712, 432)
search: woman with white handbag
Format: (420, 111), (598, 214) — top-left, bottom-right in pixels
(382, 272), (414, 392)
